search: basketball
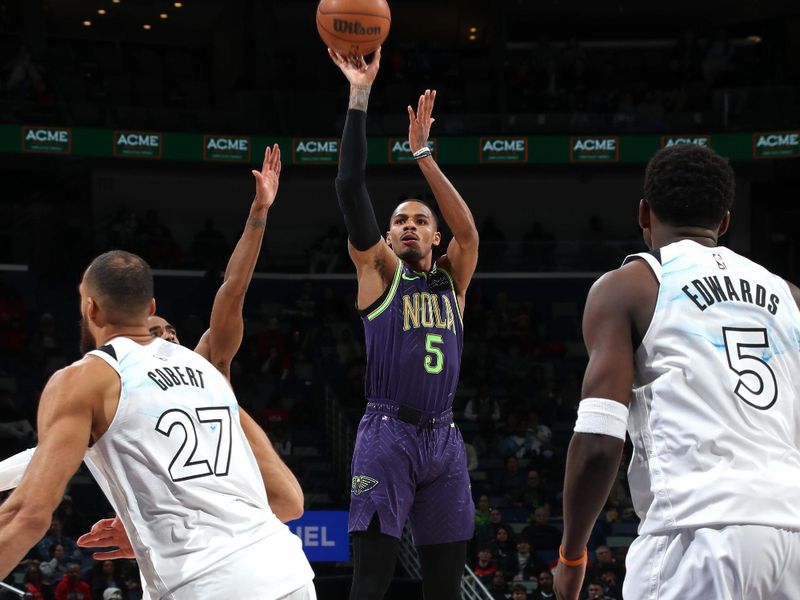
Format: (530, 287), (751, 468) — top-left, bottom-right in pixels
(316, 0), (391, 57)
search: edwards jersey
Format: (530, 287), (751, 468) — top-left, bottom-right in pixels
(83, 337), (313, 599)
(626, 240), (800, 535)
(361, 260), (464, 414)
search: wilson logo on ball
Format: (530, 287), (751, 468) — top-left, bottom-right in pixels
(332, 19), (382, 36)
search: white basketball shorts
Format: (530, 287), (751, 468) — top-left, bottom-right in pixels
(624, 524), (800, 600)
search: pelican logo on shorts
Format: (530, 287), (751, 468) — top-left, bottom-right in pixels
(113, 130), (163, 158)
(22, 126), (72, 154)
(660, 135), (711, 149)
(292, 138), (339, 164)
(203, 135), (251, 162)
(479, 137), (528, 163)
(351, 475), (379, 495)
(389, 138), (436, 163)
(569, 136), (619, 162)
(753, 131), (800, 158)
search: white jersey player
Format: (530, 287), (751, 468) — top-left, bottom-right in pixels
(555, 144), (800, 600)
(0, 251), (315, 599)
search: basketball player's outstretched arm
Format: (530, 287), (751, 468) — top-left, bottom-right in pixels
(329, 48), (399, 310)
(193, 146), (303, 517)
(194, 144), (281, 378)
(554, 263), (648, 600)
(0, 357), (114, 577)
(408, 90), (479, 307)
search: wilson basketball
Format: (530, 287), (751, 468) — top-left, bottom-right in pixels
(316, 0), (391, 56)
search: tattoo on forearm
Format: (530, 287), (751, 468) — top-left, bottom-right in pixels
(349, 84), (371, 111)
(248, 216), (267, 230)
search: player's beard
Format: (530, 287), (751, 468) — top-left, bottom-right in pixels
(79, 316), (97, 355)
(395, 244), (427, 263)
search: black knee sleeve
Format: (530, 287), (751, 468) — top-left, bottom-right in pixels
(417, 540), (468, 600)
(349, 515), (401, 600)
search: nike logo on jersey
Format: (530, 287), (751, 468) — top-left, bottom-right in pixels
(351, 475), (379, 495)
(401, 273), (420, 281)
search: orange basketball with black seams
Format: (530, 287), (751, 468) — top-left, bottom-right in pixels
(316, 0), (391, 56)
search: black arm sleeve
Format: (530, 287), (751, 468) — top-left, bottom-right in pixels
(334, 109), (382, 251)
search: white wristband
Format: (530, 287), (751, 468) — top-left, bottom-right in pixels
(574, 398), (629, 440)
(413, 147), (432, 160)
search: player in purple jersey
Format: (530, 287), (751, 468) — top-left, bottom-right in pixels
(328, 47), (479, 600)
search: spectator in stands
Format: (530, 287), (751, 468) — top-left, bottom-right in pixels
(510, 584), (529, 600)
(122, 567), (143, 600)
(522, 505), (561, 552)
(24, 564), (46, 600)
(0, 390), (35, 456)
(56, 495), (88, 539)
(509, 537), (544, 582)
(464, 383), (501, 424)
(522, 470), (553, 509)
(91, 560), (121, 600)
(532, 569), (555, 600)
(501, 419), (539, 460)
(473, 547), (498, 587)
(489, 526), (516, 574)
(474, 495), (494, 545)
(54, 563), (92, 600)
(489, 507), (512, 537)
(37, 518), (79, 562)
(40, 543), (69, 592)
(103, 589), (123, 600)
(600, 569), (622, 600)
(585, 579), (614, 600)
(588, 545), (624, 583)
(526, 411), (552, 452)
(489, 571), (511, 600)
(269, 422), (292, 458)
(495, 456), (528, 505)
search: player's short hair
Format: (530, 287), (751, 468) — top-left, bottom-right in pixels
(391, 198), (439, 229)
(84, 250), (153, 322)
(644, 144), (735, 229)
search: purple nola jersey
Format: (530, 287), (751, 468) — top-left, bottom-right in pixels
(360, 260), (464, 414)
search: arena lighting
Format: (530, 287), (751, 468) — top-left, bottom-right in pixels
(112, 0), (120, 3)
(97, 9), (106, 14)
(143, 23), (152, 30)
(469, 26), (477, 33)
(83, 20), (92, 26)
(468, 34), (477, 41)
(746, 35), (763, 44)
(174, 1), (183, 7)
(160, 12), (169, 19)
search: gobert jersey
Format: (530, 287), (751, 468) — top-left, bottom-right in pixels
(83, 337), (313, 599)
